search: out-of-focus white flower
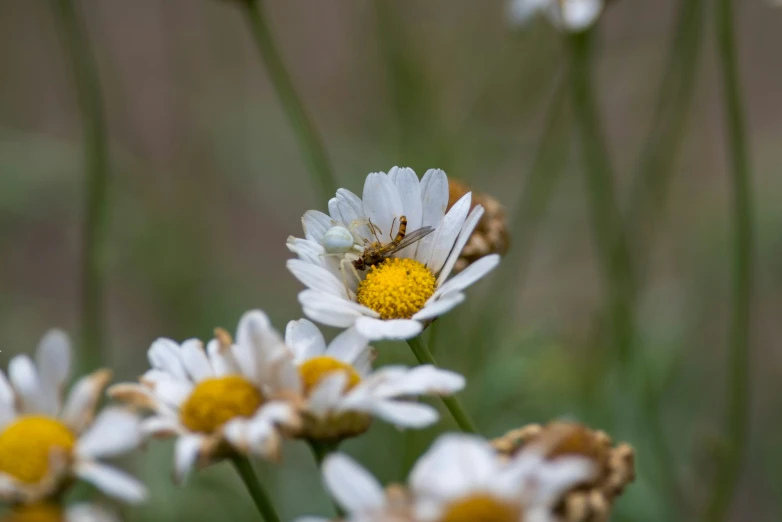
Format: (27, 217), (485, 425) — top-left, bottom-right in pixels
(508, 0), (604, 32)
(287, 167), (500, 341)
(109, 311), (301, 482)
(282, 318), (465, 441)
(297, 433), (597, 522)
(0, 331), (146, 505)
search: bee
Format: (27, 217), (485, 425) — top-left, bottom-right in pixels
(353, 216), (434, 270)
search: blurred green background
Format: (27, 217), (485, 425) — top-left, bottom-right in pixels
(1, 1), (781, 521)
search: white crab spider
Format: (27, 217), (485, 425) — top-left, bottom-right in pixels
(319, 219), (378, 297)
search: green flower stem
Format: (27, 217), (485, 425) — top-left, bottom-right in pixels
(230, 455), (282, 522)
(406, 335), (478, 434)
(241, 0), (338, 200)
(568, 31), (636, 366)
(307, 440), (345, 517)
(52, 0), (110, 370)
(706, 0), (754, 519)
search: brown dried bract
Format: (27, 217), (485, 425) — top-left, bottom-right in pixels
(447, 179), (509, 273)
(492, 422), (635, 522)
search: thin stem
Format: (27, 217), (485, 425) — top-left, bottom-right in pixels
(406, 335), (478, 434)
(53, 0), (110, 369)
(241, 0), (338, 200)
(307, 441), (345, 517)
(568, 31), (635, 366)
(626, 0), (704, 263)
(230, 455), (282, 522)
(706, 0), (753, 519)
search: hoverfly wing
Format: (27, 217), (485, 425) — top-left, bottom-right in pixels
(385, 226), (435, 255)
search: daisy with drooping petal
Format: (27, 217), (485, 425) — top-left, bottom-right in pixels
(287, 167), (500, 341)
(280, 318), (465, 442)
(508, 0), (604, 32)
(108, 310), (301, 482)
(297, 433), (596, 522)
(0, 330), (146, 505)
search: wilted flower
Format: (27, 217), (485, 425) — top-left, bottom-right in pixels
(297, 433), (596, 522)
(447, 178), (509, 274)
(0, 331), (146, 505)
(287, 167), (500, 341)
(508, 0), (604, 32)
(492, 422), (635, 522)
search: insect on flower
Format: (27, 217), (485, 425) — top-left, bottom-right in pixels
(353, 216), (435, 270)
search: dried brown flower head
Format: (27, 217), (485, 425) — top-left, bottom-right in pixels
(492, 422), (635, 522)
(447, 179), (509, 273)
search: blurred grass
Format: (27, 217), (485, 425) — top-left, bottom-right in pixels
(0, 1), (778, 521)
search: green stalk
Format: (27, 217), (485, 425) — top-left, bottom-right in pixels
(568, 31), (635, 365)
(627, 0), (704, 259)
(307, 441), (345, 517)
(241, 0), (338, 200)
(705, 0), (753, 519)
(53, 0), (109, 369)
(230, 455), (282, 522)
(406, 335), (478, 434)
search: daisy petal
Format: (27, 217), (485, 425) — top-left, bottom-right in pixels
(354, 317), (422, 341)
(76, 408), (141, 459)
(335, 189), (372, 241)
(180, 340), (213, 383)
(0, 371), (13, 408)
(206, 339), (241, 377)
(437, 205), (485, 286)
(36, 329), (71, 416)
(362, 172), (404, 244)
(287, 259), (349, 298)
(322, 453), (386, 514)
(61, 370), (113, 432)
(302, 210), (333, 244)
(434, 254), (500, 299)
(153, 379), (193, 408)
(326, 327), (369, 365)
(413, 293), (466, 321)
(557, 0), (603, 31)
(285, 319), (327, 362)
(74, 462), (148, 504)
(427, 193), (471, 274)
(309, 372), (349, 416)
(141, 416), (183, 438)
(9, 355), (43, 413)
(369, 400), (439, 428)
(391, 167), (423, 253)
(303, 306), (361, 329)
(410, 434), (498, 500)
(147, 339), (187, 380)
(174, 434), (204, 483)
(416, 169), (449, 262)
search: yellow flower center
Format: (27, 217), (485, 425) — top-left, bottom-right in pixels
(0, 416), (76, 484)
(356, 258), (436, 320)
(298, 356), (361, 396)
(180, 376), (264, 433)
(3, 504), (64, 522)
(439, 493), (521, 522)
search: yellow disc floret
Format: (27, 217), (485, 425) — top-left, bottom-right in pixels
(3, 504), (64, 522)
(439, 493), (521, 522)
(298, 356), (361, 396)
(0, 416), (76, 484)
(356, 258), (435, 320)
(180, 376), (264, 434)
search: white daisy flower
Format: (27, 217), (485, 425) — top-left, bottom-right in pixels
(281, 318), (465, 441)
(287, 167), (500, 341)
(2, 503), (120, 522)
(108, 311), (301, 483)
(508, 0), (604, 32)
(0, 330), (146, 505)
(299, 434), (596, 522)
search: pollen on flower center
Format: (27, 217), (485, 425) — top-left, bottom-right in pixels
(180, 376), (264, 434)
(439, 493), (521, 522)
(356, 258), (435, 320)
(298, 356), (361, 396)
(0, 416), (76, 484)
